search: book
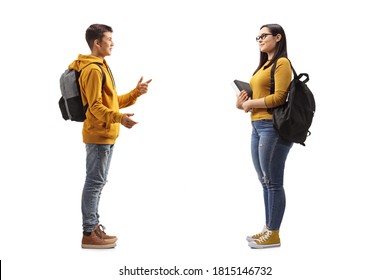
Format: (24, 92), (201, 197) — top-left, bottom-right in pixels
(232, 80), (252, 98)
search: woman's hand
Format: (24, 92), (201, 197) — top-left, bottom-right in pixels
(236, 90), (249, 110)
(242, 100), (253, 113)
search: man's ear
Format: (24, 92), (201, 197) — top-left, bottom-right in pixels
(94, 39), (100, 48)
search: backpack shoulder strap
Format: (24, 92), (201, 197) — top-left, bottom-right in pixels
(91, 62), (106, 88)
(270, 57), (295, 95)
(268, 57), (293, 114)
(81, 62), (106, 90)
(267, 62), (278, 114)
(79, 63), (106, 114)
(270, 60), (278, 95)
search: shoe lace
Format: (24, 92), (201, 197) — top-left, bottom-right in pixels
(98, 224), (106, 233)
(256, 230), (272, 243)
(252, 226), (267, 239)
(94, 224), (106, 239)
(252, 232), (264, 239)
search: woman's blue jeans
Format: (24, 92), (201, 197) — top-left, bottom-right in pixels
(81, 144), (114, 232)
(251, 120), (293, 231)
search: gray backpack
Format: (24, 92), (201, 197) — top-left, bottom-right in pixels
(59, 63), (105, 122)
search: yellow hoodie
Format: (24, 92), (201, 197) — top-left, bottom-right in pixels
(69, 54), (141, 144)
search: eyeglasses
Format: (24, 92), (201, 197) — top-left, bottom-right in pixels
(256, 33), (273, 41)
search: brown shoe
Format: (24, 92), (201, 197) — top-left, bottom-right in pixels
(96, 224), (118, 242)
(82, 225), (116, 249)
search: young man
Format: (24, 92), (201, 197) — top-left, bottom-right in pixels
(68, 24), (152, 249)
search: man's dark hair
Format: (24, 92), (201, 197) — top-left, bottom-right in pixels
(85, 24), (113, 50)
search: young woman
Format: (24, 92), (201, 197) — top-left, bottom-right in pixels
(236, 24), (293, 249)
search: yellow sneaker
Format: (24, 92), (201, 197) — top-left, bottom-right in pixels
(246, 226), (267, 242)
(248, 229), (280, 249)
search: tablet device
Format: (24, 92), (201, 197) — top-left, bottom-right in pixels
(233, 80), (252, 98)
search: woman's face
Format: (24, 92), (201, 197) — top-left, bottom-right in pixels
(257, 27), (280, 56)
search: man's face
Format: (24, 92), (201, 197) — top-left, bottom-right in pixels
(96, 32), (114, 57)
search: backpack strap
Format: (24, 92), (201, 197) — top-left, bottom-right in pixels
(90, 62), (106, 88)
(268, 58), (294, 113)
(81, 63), (106, 114)
(270, 61), (278, 95)
(270, 58), (295, 94)
(267, 60), (278, 114)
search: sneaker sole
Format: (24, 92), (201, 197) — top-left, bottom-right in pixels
(82, 242), (117, 249)
(248, 242), (280, 249)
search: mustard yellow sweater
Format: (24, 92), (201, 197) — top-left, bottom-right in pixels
(249, 57), (292, 121)
(69, 54), (141, 144)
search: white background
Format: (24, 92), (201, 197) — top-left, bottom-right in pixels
(1, 0), (389, 279)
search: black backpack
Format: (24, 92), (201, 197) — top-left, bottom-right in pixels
(59, 62), (106, 122)
(270, 59), (315, 146)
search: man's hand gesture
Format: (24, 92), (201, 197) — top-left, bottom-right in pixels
(137, 76), (152, 94)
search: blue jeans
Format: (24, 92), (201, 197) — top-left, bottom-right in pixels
(251, 120), (293, 231)
(81, 144), (114, 232)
